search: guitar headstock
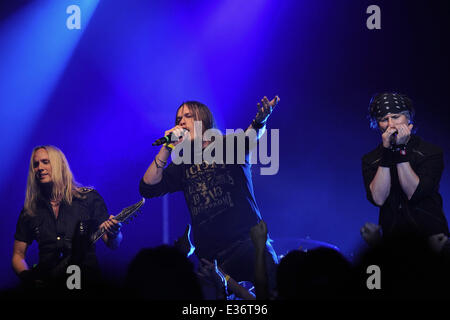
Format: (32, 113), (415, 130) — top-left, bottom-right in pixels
(90, 198), (146, 244)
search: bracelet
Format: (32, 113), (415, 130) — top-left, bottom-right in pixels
(224, 274), (230, 282)
(154, 157), (167, 169)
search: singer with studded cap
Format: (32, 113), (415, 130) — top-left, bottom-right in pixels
(361, 92), (449, 239)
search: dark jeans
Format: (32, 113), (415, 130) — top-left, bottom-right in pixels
(216, 237), (279, 293)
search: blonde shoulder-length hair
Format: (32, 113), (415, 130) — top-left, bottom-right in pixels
(24, 145), (90, 216)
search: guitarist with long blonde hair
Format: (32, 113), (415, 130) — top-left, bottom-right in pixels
(12, 145), (122, 291)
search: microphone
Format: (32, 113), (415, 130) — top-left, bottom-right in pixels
(389, 131), (398, 146)
(152, 129), (187, 146)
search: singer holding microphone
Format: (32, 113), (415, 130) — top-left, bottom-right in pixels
(139, 97), (280, 297)
(361, 92), (449, 239)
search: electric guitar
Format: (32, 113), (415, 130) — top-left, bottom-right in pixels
(32, 198), (146, 285)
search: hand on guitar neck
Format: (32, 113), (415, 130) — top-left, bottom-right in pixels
(99, 215), (122, 249)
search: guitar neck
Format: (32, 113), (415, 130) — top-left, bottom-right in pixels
(90, 228), (106, 244)
(89, 198), (145, 244)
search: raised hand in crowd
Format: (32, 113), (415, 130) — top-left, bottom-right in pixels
(360, 222), (382, 247)
(250, 220), (269, 300)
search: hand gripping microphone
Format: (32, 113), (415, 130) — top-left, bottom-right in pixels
(152, 129), (187, 146)
(389, 131), (398, 146)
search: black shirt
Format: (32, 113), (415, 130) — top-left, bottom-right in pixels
(139, 135), (262, 260)
(15, 189), (109, 276)
(362, 135), (449, 237)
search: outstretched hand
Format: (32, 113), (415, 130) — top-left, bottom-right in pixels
(254, 95), (280, 125)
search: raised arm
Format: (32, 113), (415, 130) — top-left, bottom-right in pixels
(397, 162), (420, 200)
(369, 166), (391, 206)
(250, 220), (269, 300)
(365, 132), (393, 207)
(143, 125), (185, 185)
(394, 123), (419, 200)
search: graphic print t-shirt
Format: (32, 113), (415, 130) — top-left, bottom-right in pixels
(139, 135), (261, 259)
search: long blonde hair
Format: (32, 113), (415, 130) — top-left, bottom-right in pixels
(24, 145), (88, 216)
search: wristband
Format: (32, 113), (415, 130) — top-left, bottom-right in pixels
(379, 147), (393, 167)
(164, 143), (174, 152)
(251, 119), (266, 130)
(392, 144), (410, 163)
